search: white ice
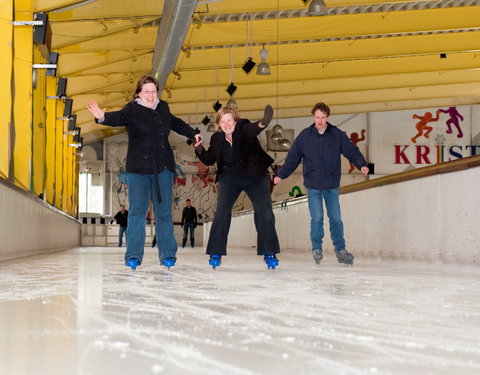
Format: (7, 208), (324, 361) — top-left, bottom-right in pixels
(0, 247), (479, 375)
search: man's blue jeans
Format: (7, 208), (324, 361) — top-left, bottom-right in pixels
(125, 170), (177, 264)
(118, 226), (127, 246)
(307, 187), (345, 252)
(182, 222), (195, 247)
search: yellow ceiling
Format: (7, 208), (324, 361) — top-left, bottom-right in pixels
(35, 0), (480, 143)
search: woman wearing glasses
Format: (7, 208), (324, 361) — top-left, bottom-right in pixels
(194, 105), (281, 270)
(87, 75), (202, 271)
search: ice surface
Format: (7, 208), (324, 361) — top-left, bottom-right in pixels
(0, 247), (479, 375)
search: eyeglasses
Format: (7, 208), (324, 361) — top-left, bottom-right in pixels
(141, 90), (157, 95)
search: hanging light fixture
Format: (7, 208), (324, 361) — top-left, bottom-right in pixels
(256, 48), (271, 75)
(202, 88), (211, 125)
(307, 0), (328, 16)
(212, 70), (222, 111)
(201, 115), (210, 125)
(242, 15), (256, 74)
(265, 0), (294, 152)
(242, 57), (256, 73)
(226, 49), (238, 110)
(226, 97), (238, 110)
(207, 123), (216, 132)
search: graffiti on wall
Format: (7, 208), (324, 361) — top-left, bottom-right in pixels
(348, 129), (366, 173)
(395, 107), (477, 165)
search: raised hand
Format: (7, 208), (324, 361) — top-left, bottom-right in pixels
(87, 100), (106, 120)
(260, 104), (273, 127)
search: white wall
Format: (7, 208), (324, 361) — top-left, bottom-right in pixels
(0, 180), (81, 261)
(204, 164), (480, 265)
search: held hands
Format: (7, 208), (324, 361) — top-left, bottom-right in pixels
(87, 100), (106, 121)
(273, 176), (282, 185)
(193, 134), (203, 148)
(360, 166), (369, 175)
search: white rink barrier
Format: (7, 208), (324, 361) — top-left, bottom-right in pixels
(0, 179), (80, 261)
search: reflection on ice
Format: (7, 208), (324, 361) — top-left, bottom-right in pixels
(0, 247), (479, 375)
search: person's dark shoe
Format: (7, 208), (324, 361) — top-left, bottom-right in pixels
(263, 253), (279, 270)
(260, 105), (273, 126)
(209, 254), (221, 269)
(312, 249), (323, 265)
(126, 258), (139, 270)
(162, 257), (176, 270)
(335, 249), (354, 265)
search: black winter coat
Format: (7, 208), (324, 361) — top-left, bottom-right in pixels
(195, 119), (273, 182)
(100, 100), (198, 174)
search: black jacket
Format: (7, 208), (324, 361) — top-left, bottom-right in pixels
(278, 123), (367, 190)
(113, 210), (128, 227)
(195, 119), (273, 182)
(101, 100), (198, 174)
(181, 206), (197, 225)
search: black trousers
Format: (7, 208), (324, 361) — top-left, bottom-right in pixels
(206, 174), (280, 256)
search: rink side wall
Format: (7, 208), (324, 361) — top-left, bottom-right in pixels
(0, 179), (81, 262)
(204, 156), (480, 265)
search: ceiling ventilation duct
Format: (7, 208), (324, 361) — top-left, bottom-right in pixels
(151, 0), (197, 91)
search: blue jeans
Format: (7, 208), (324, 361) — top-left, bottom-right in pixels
(182, 222), (195, 247)
(307, 187), (345, 252)
(125, 170), (177, 264)
(207, 174), (280, 256)
(118, 226), (127, 246)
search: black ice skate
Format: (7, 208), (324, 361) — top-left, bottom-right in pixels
(312, 249), (323, 265)
(335, 249), (354, 265)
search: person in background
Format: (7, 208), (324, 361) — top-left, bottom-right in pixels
(181, 199), (197, 248)
(111, 204), (128, 247)
(195, 105), (280, 270)
(87, 75), (202, 270)
(274, 102), (369, 266)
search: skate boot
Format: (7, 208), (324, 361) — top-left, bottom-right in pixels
(264, 253), (279, 270)
(162, 257), (176, 270)
(312, 249), (323, 265)
(209, 254), (221, 269)
(335, 249), (354, 265)
(126, 258), (139, 270)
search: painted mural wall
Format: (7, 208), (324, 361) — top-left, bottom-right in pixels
(102, 104), (480, 223)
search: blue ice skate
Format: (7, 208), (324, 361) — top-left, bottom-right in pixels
(162, 257), (176, 270)
(126, 258), (139, 270)
(209, 254), (221, 269)
(263, 253), (279, 270)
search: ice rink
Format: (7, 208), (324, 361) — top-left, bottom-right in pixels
(0, 247), (479, 375)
